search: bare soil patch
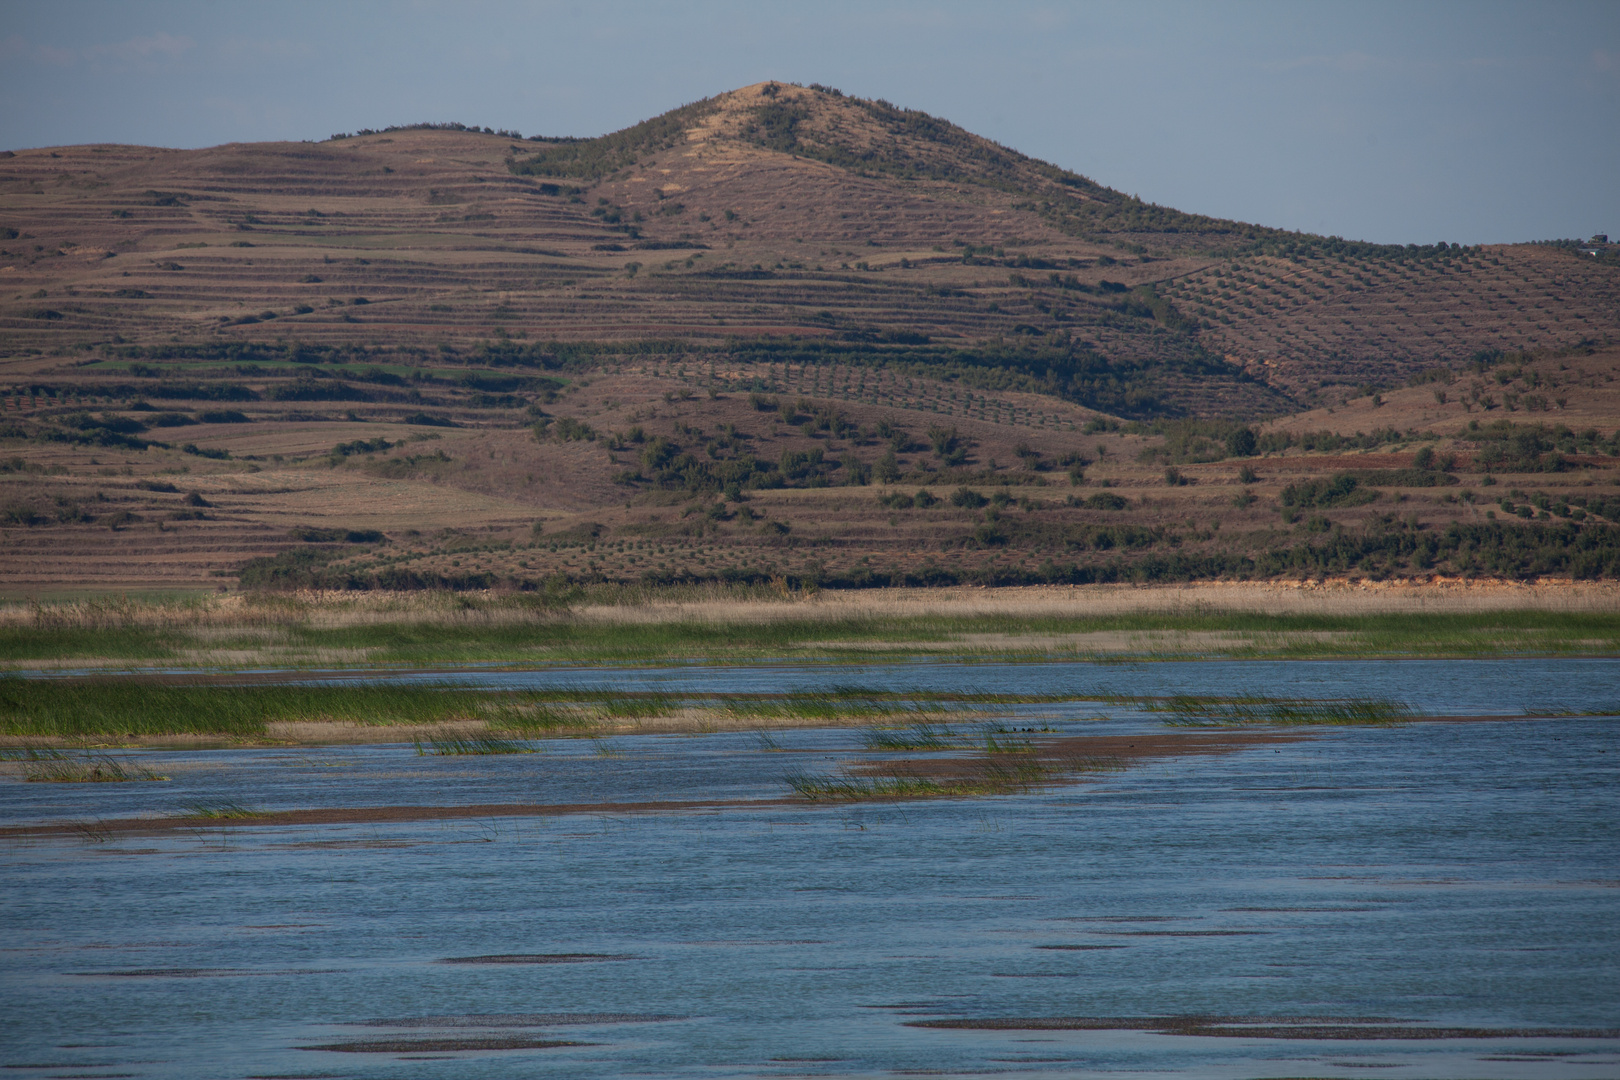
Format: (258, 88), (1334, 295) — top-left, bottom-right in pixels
(905, 1015), (1620, 1040)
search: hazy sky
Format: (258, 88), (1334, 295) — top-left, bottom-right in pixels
(2, 1), (1615, 246)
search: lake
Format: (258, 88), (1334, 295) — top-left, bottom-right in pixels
(2, 659), (1616, 1078)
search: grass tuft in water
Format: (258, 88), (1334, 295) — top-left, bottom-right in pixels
(861, 723), (959, 750)
(0, 745), (65, 761)
(982, 728), (1038, 754)
(15, 747), (168, 782)
(182, 801), (261, 820)
(727, 693), (922, 724)
(1154, 696), (1415, 727)
(784, 763), (1049, 801)
(784, 771), (991, 801)
(785, 754), (1124, 803)
(413, 731), (535, 756)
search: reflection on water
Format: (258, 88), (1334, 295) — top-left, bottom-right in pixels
(1, 660), (1616, 1078)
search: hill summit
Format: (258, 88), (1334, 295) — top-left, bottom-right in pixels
(3, 80), (1617, 412)
(1, 82), (1618, 594)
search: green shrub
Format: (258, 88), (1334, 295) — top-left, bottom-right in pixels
(1280, 473), (1377, 509)
(550, 417), (595, 442)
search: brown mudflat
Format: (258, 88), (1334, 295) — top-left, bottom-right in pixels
(436, 954), (636, 965)
(300, 1036), (586, 1053)
(905, 1015), (1620, 1039)
(355, 1013), (679, 1027)
(0, 796), (797, 838)
(81, 966), (338, 978)
(841, 728), (1309, 787)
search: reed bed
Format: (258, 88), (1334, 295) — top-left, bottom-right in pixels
(8, 572), (1620, 636)
(0, 677), (527, 740)
(0, 675), (1425, 743)
(726, 696), (931, 724)
(0, 677), (1014, 741)
(498, 687), (1056, 704)
(7, 590), (1618, 667)
(476, 688), (999, 733)
(484, 702), (604, 736)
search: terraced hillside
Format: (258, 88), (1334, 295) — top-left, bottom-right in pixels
(1163, 246), (1619, 397)
(3, 82), (1619, 593)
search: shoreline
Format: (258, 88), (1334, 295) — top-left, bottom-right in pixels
(7, 579), (1620, 625)
(567, 579), (1620, 623)
(3, 582), (1618, 672)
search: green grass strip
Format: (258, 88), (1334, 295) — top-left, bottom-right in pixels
(0, 678), (509, 739)
(5, 609), (1618, 667)
(0, 680), (1006, 740)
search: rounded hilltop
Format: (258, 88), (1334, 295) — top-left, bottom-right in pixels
(0, 81), (1617, 595)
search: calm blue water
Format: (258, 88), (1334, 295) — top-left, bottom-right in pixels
(2, 660), (1617, 1079)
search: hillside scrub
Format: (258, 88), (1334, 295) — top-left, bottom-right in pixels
(223, 517), (1620, 593)
(2, 84), (1617, 599)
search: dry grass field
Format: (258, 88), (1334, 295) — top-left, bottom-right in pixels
(3, 82), (1618, 596)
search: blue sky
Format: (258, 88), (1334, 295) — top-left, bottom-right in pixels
(2, 1), (1614, 246)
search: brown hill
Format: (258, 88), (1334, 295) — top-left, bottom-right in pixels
(7, 83), (1616, 405)
(2, 82), (1619, 594)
